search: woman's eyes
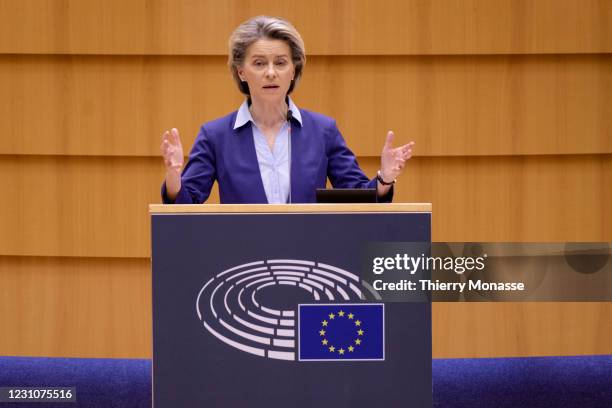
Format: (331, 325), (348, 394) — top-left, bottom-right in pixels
(252, 60), (288, 68)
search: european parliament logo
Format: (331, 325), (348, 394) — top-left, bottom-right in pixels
(299, 304), (385, 361)
(195, 259), (385, 362)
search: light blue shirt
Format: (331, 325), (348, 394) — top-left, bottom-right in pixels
(233, 98), (303, 204)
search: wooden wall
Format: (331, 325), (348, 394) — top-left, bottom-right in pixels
(0, 0), (610, 359)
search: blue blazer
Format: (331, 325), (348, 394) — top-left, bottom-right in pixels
(162, 109), (392, 204)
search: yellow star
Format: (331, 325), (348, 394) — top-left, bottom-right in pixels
(338, 310), (345, 317)
(348, 346), (354, 352)
(322, 339), (328, 345)
(355, 339), (362, 345)
(338, 348), (345, 355)
(322, 320), (328, 326)
(357, 329), (364, 336)
(329, 346), (335, 352)
(319, 329), (326, 336)
(328, 313), (335, 319)
(355, 320), (361, 326)
(348, 313), (354, 319)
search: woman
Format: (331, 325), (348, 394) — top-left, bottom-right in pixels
(161, 16), (414, 204)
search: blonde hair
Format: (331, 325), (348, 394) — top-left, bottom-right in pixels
(228, 16), (306, 95)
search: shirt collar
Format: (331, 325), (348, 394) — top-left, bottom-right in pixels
(233, 96), (303, 129)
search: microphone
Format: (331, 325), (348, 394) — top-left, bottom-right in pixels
(287, 109), (293, 204)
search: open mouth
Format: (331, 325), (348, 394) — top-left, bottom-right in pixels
(263, 85), (280, 89)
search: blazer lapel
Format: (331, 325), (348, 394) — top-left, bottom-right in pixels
(234, 123), (268, 203)
(289, 121), (306, 203)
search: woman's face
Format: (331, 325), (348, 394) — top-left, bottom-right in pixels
(238, 38), (295, 104)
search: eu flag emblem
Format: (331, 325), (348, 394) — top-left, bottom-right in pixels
(298, 304), (385, 361)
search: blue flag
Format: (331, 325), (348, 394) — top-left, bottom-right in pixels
(298, 303), (384, 361)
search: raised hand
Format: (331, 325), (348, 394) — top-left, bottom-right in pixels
(161, 128), (184, 200)
(380, 131), (414, 183)
(160, 128), (184, 170)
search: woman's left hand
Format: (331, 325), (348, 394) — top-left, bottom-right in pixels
(380, 130), (415, 183)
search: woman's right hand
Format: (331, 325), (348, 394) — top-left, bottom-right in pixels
(161, 128), (184, 200)
(161, 128), (184, 170)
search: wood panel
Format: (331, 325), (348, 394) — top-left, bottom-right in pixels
(304, 55), (612, 157)
(1, 54), (610, 157)
(0, 0), (610, 55)
(2, 256), (611, 358)
(0, 154), (609, 258)
(432, 302), (612, 358)
(408, 155), (612, 242)
(0, 155), (193, 258)
(0, 55), (242, 157)
(0, 256), (151, 358)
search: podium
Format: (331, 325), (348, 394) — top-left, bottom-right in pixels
(150, 203), (432, 407)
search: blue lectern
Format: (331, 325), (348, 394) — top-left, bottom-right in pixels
(150, 203), (432, 407)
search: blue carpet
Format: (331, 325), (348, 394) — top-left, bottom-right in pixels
(433, 355), (612, 408)
(0, 355), (610, 407)
(0, 357), (150, 408)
